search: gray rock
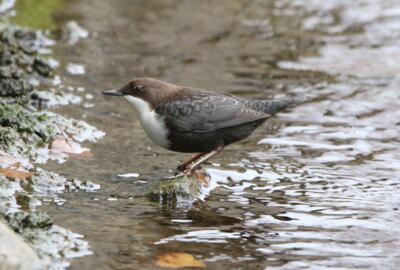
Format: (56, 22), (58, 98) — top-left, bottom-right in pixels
(0, 220), (42, 270)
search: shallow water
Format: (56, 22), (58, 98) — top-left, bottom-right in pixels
(39, 0), (400, 269)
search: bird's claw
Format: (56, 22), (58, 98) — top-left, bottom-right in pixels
(173, 171), (186, 178)
(193, 169), (210, 187)
(173, 166), (209, 187)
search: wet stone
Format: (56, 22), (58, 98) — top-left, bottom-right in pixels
(146, 174), (203, 206)
(33, 58), (53, 77)
(0, 77), (33, 97)
(5, 28), (37, 54)
(66, 178), (101, 192)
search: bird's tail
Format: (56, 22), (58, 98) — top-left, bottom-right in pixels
(246, 97), (306, 115)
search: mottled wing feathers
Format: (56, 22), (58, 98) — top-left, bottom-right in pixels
(155, 94), (269, 133)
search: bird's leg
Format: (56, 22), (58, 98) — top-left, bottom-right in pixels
(183, 145), (224, 175)
(174, 146), (224, 186)
(176, 152), (206, 172)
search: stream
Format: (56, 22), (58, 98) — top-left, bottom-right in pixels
(30, 0), (400, 269)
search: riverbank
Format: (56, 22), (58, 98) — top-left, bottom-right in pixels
(0, 6), (103, 269)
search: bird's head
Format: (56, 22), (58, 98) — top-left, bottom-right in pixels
(103, 77), (179, 106)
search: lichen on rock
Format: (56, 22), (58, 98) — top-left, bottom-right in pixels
(5, 212), (54, 233)
(0, 19), (102, 270)
(0, 102), (103, 163)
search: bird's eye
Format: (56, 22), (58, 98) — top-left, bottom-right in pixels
(134, 85), (144, 93)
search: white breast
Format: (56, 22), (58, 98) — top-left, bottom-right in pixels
(125, 96), (170, 149)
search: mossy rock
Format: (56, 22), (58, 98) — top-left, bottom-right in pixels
(0, 103), (57, 161)
(5, 212), (54, 234)
(146, 174), (203, 205)
(0, 103), (56, 142)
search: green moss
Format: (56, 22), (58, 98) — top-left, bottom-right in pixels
(0, 103), (36, 134)
(146, 175), (202, 204)
(0, 103), (58, 148)
(36, 114), (48, 122)
(16, 193), (30, 210)
(35, 140), (46, 148)
(11, 0), (65, 30)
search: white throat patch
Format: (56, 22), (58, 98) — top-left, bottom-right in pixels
(125, 96), (170, 149)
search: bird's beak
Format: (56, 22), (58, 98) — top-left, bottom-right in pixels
(102, 89), (123, 96)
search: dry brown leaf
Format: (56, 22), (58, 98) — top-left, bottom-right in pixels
(156, 252), (205, 268)
(50, 136), (91, 158)
(0, 168), (33, 179)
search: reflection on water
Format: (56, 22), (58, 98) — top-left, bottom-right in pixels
(41, 0), (400, 269)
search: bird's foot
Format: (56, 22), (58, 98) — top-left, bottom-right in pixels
(172, 171), (185, 179)
(192, 167), (210, 187)
(173, 166), (193, 178)
(173, 166), (210, 187)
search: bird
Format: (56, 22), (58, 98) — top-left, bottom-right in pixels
(103, 78), (297, 185)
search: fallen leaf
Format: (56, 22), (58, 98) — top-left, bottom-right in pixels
(50, 136), (91, 158)
(0, 168), (33, 179)
(156, 252), (205, 268)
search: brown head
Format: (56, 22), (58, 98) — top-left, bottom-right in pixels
(102, 77), (181, 108)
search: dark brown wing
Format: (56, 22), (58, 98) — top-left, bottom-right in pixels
(155, 93), (269, 133)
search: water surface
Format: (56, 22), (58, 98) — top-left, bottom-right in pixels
(41, 0), (400, 269)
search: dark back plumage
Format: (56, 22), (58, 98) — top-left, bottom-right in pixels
(155, 93), (267, 133)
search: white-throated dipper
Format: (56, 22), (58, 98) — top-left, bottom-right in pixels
(103, 78), (296, 184)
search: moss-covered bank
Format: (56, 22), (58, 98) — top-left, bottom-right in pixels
(0, 13), (102, 270)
